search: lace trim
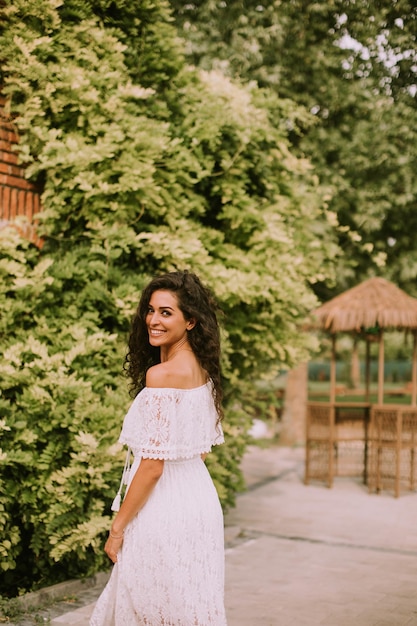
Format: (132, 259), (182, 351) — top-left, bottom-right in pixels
(118, 383), (224, 460)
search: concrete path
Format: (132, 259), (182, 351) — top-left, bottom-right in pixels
(9, 445), (417, 625)
(225, 446), (417, 626)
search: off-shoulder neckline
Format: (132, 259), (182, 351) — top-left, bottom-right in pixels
(143, 381), (211, 393)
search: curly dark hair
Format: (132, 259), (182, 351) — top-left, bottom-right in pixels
(124, 270), (223, 420)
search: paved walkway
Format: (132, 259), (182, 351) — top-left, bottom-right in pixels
(8, 445), (417, 625)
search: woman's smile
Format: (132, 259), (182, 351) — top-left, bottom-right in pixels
(146, 290), (191, 358)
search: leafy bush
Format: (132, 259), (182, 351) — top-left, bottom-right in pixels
(0, 227), (251, 595)
(0, 0), (336, 595)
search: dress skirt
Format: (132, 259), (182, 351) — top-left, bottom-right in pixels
(90, 455), (227, 626)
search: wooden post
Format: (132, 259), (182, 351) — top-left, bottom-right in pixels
(330, 335), (336, 404)
(365, 339), (371, 403)
(410, 414), (416, 491)
(329, 335), (337, 487)
(395, 409), (402, 498)
(351, 336), (360, 388)
(412, 331), (417, 406)
(329, 403), (335, 488)
(378, 331), (384, 405)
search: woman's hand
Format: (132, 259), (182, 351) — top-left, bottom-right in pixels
(104, 531), (124, 563)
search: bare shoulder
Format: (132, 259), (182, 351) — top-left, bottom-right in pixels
(146, 363), (171, 388)
(146, 362), (188, 389)
(146, 358), (207, 390)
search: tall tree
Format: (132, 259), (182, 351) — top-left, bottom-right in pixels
(171, 0), (417, 296)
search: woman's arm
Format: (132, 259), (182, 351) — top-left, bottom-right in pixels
(105, 457), (164, 563)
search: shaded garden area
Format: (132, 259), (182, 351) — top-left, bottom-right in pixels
(1, 0), (416, 602)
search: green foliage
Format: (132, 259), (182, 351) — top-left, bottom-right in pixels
(0, 228), (128, 594)
(0, 0), (337, 595)
(171, 0), (417, 297)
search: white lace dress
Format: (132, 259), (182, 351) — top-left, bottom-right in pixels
(90, 382), (227, 626)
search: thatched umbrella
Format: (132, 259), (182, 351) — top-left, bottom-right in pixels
(311, 277), (417, 405)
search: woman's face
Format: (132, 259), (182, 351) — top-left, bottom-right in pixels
(146, 290), (192, 349)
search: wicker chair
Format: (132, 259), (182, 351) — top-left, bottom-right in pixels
(368, 405), (417, 497)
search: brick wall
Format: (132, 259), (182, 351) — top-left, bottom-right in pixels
(0, 94), (43, 247)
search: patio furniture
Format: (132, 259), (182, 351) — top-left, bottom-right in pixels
(305, 402), (370, 488)
(305, 277), (417, 496)
(368, 405), (417, 497)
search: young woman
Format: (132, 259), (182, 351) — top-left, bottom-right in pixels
(90, 270), (227, 625)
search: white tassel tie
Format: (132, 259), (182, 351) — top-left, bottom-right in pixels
(111, 493), (121, 512)
(111, 447), (132, 512)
